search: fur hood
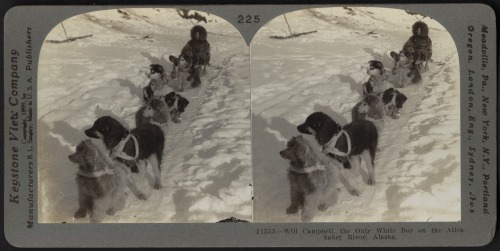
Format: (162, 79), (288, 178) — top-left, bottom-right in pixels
(191, 25), (208, 41)
(412, 21), (429, 37)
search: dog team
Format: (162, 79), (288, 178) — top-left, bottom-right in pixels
(66, 20), (432, 223)
(67, 25), (210, 223)
(280, 21), (433, 222)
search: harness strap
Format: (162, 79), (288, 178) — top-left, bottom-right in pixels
(289, 164), (326, 174)
(322, 130), (352, 157)
(390, 91), (397, 105)
(77, 168), (115, 178)
(110, 134), (140, 161)
(150, 121), (169, 127)
(168, 97), (179, 113)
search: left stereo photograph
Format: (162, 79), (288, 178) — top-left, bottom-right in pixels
(37, 8), (252, 223)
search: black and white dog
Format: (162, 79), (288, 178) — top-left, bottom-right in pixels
(297, 112), (378, 186)
(164, 92), (190, 123)
(85, 116), (165, 190)
(381, 88), (408, 119)
(362, 60), (387, 95)
(143, 64), (173, 102)
(389, 51), (422, 87)
(169, 54), (201, 91)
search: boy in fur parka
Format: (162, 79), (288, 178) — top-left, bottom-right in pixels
(402, 21), (432, 70)
(181, 25), (211, 75)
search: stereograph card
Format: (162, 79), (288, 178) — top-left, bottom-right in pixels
(2, 2), (497, 248)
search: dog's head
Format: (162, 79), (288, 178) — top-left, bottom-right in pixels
(85, 116), (128, 150)
(279, 136), (317, 170)
(142, 97), (170, 124)
(367, 60), (384, 76)
(169, 54), (192, 71)
(391, 51), (413, 66)
(68, 139), (107, 173)
(297, 112), (342, 146)
(412, 21), (429, 37)
(147, 64), (167, 81)
(382, 88), (408, 109)
(164, 92), (190, 113)
(357, 94), (384, 119)
(191, 25), (208, 41)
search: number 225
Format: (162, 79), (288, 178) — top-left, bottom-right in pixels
(238, 14), (260, 24)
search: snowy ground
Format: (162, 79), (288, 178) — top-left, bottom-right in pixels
(251, 7), (461, 222)
(38, 8), (252, 223)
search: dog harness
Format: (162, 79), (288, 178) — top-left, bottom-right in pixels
(150, 121), (169, 127)
(77, 168), (115, 178)
(384, 91), (398, 110)
(110, 134), (140, 161)
(169, 96), (179, 112)
(289, 164), (326, 174)
(322, 130), (352, 157)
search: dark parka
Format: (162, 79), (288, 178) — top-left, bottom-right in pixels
(402, 21), (432, 62)
(181, 25), (211, 66)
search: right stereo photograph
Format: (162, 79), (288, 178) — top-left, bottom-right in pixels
(251, 7), (460, 223)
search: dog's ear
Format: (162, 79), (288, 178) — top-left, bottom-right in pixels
(169, 56), (179, 66)
(390, 51), (400, 61)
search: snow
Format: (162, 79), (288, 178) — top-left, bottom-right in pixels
(38, 8), (251, 223)
(251, 7), (461, 222)
(38, 7), (461, 224)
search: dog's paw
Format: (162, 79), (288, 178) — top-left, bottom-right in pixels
(137, 193), (148, 200)
(286, 206), (299, 215)
(391, 113), (400, 119)
(153, 182), (162, 190)
(172, 117), (181, 123)
(318, 203), (329, 212)
(106, 208), (116, 216)
(349, 189), (361, 196)
(74, 209), (87, 218)
(301, 214), (312, 222)
(367, 178), (376, 186)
